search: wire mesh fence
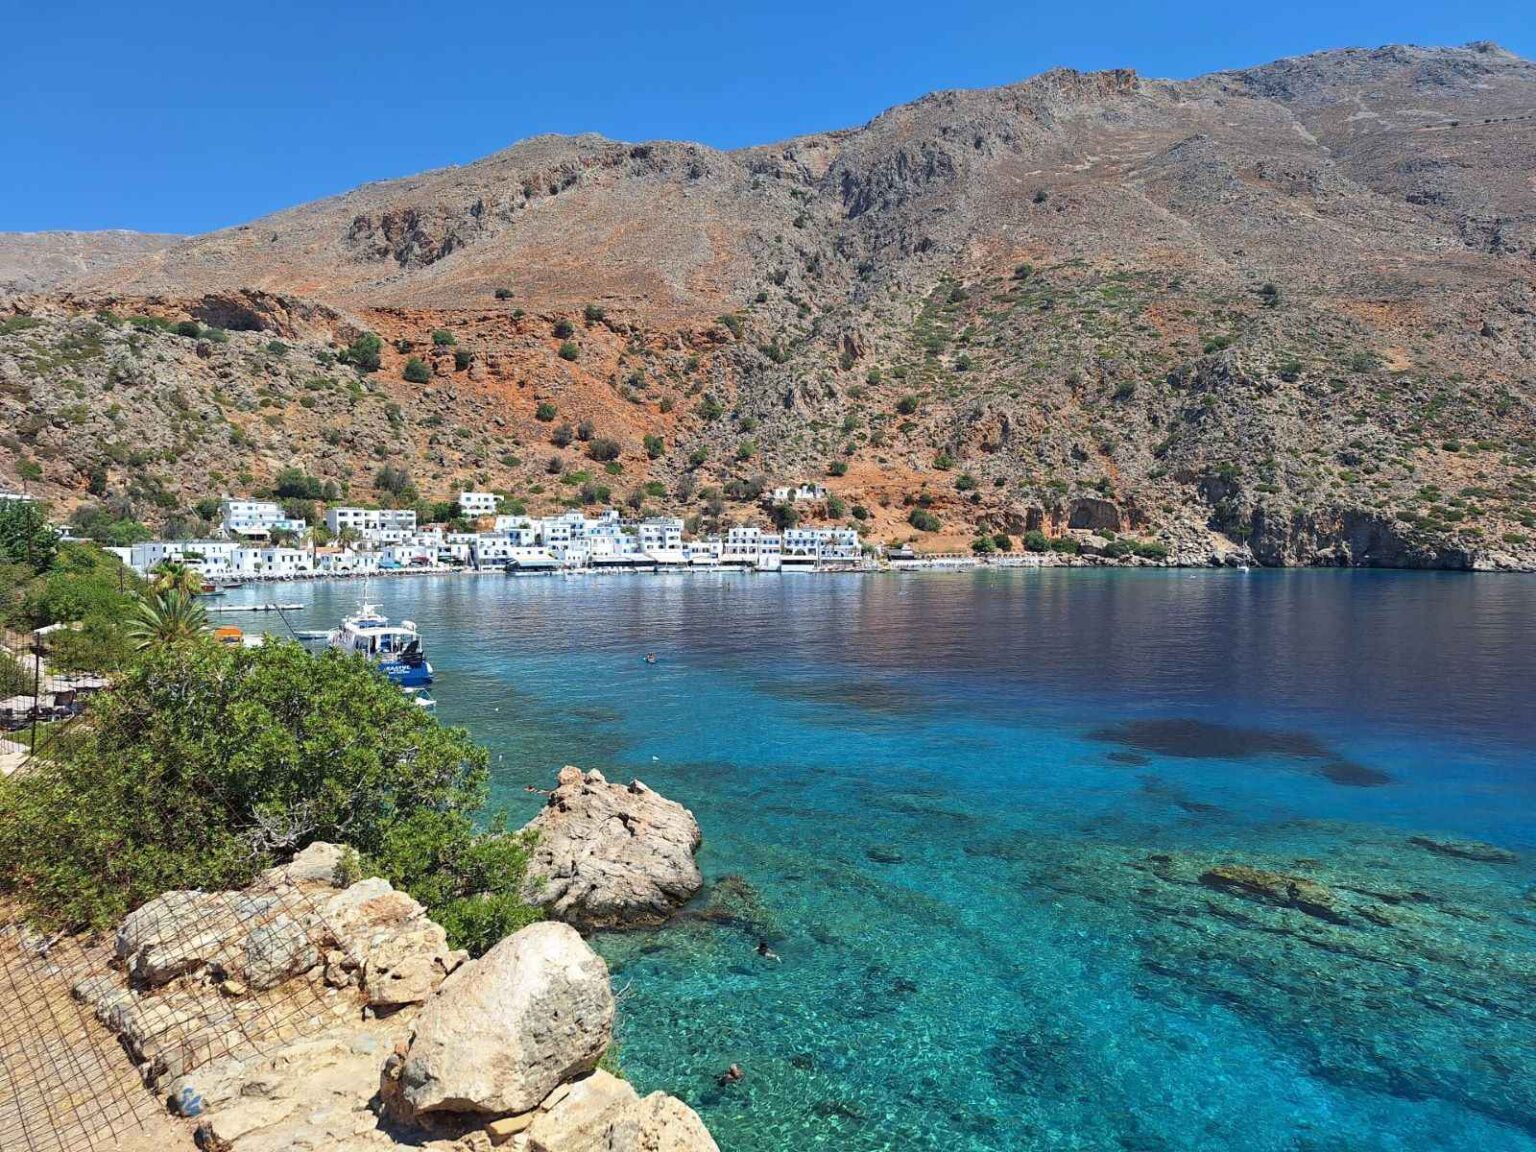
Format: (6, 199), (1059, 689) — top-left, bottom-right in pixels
(0, 628), (373, 1152)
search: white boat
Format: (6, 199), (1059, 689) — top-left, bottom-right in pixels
(328, 600), (433, 687)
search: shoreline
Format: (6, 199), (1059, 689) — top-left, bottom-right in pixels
(207, 556), (1536, 585)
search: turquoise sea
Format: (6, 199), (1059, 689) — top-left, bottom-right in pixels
(226, 570), (1536, 1151)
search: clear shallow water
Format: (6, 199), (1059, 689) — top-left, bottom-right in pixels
(227, 570), (1536, 1151)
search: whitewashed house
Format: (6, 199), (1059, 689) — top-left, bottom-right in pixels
(220, 498), (307, 540)
(458, 491), (502, 518)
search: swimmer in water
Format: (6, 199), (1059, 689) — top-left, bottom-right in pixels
(756, 940), (780, 962)
(644, 652), (657, 664)
(717, 1063), (744, 1086)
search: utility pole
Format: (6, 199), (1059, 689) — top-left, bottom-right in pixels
(29, 636), (41, 755)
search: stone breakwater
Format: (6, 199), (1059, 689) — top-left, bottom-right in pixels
(68, 770), (715, 1152)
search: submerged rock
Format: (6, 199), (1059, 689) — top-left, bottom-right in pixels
(1199, 864), (1348, 923)
(1408, 835), (1519, 864)
(522, 766), (704, 930)
(398, 921), (614, 1118)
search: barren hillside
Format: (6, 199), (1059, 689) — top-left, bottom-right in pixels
(3, 42), (1533, 566)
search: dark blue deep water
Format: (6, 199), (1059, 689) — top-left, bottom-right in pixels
(230, 570), (1536, 1151)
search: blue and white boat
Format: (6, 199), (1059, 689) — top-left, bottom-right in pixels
(328, 601), (433, 686)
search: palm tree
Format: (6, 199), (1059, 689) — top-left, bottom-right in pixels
(149, 560), (205, 597)
(125, 591), (209, 650)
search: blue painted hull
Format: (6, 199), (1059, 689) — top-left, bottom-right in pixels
(380, 659), (433, 687)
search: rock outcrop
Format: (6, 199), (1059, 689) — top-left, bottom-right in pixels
(67, 840), (717, 1152)
(396, 922), (614, 1118)
(523, 768), (704, 930)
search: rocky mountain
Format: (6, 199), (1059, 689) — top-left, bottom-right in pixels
(0, 230), (179, 294)
(3, 41), (1534, 566)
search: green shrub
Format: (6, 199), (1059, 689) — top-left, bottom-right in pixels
(643, 434), (665, 460)
(1049, 536), (1080, 555)
(173, 320), (203, 339)
(908, 508), (941, 532)
(341, 332), (383, 372)
(535, 402), (558, 422)
(896, 395), (919, 415)
(587, 438), (621, 463)
(1023, 530), (1049, 553)
(558, 342), (580, 362)
(828, 460), (848, 477)
(494, 287), (514, 300)
(403, 357), (431, 383)
(431, 329), (456, 346)
(454, 348), (472, 370)
(583, 304), (605, 323)
(553, 319), (575, 339)
(993, 533), (1013, 552)
(0, 641), (537, 950)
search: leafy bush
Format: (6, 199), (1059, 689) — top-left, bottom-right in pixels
(827, 460), (848, 477)
(558, 342), (580, 362)
(908, 508), (941, 532)
(0, 640), (539, 951)
(535, 402), (558, 422)
(1023, 530), (1049, 553)
(173, 320), (203, 339)
(454, 348), (472, 371)
(587, 438), (621, 463)
(374, 465), (414, 498)
(494, 287), (514, 300)
(896, 395), (919, 415)
(583, 304), (605, 323)
(403, 357), (431, 383)
(341, 332), (383, 373)
(431, 329), (456, 347)
(553, 319), (575, 339)
(272, 466), (323, 500)
(643, 434), (665, 460)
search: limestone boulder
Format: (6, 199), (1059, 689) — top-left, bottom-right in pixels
(527, 1069), (637, 1152)
(318, 877), (463, 1005)
(522, 767), (703, 929)
(606, 1093), (720, 1152)
(115, 890), (252, 985)
(399, 921), (614, 1117)
(251, 841), (347, 891)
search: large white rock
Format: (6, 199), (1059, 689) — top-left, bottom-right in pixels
(527, 1069), (637, 1152)
(399, 921), (614, 1117)
(606, 1093), (720, 1152)
(522, 768), (703, 929)
(318, 877), (462, 1006)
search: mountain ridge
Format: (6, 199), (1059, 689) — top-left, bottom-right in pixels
(3, 41), (1534, 567)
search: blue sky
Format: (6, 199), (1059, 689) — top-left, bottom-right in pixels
(3, 0), (1530, 235)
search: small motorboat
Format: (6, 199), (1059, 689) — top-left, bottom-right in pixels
(328, 600), (433, 686)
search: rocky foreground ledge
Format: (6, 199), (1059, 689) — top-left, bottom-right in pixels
(67, 770), (715, 1152)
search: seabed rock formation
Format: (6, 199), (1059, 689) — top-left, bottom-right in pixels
(63, 775), (716, 1152)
